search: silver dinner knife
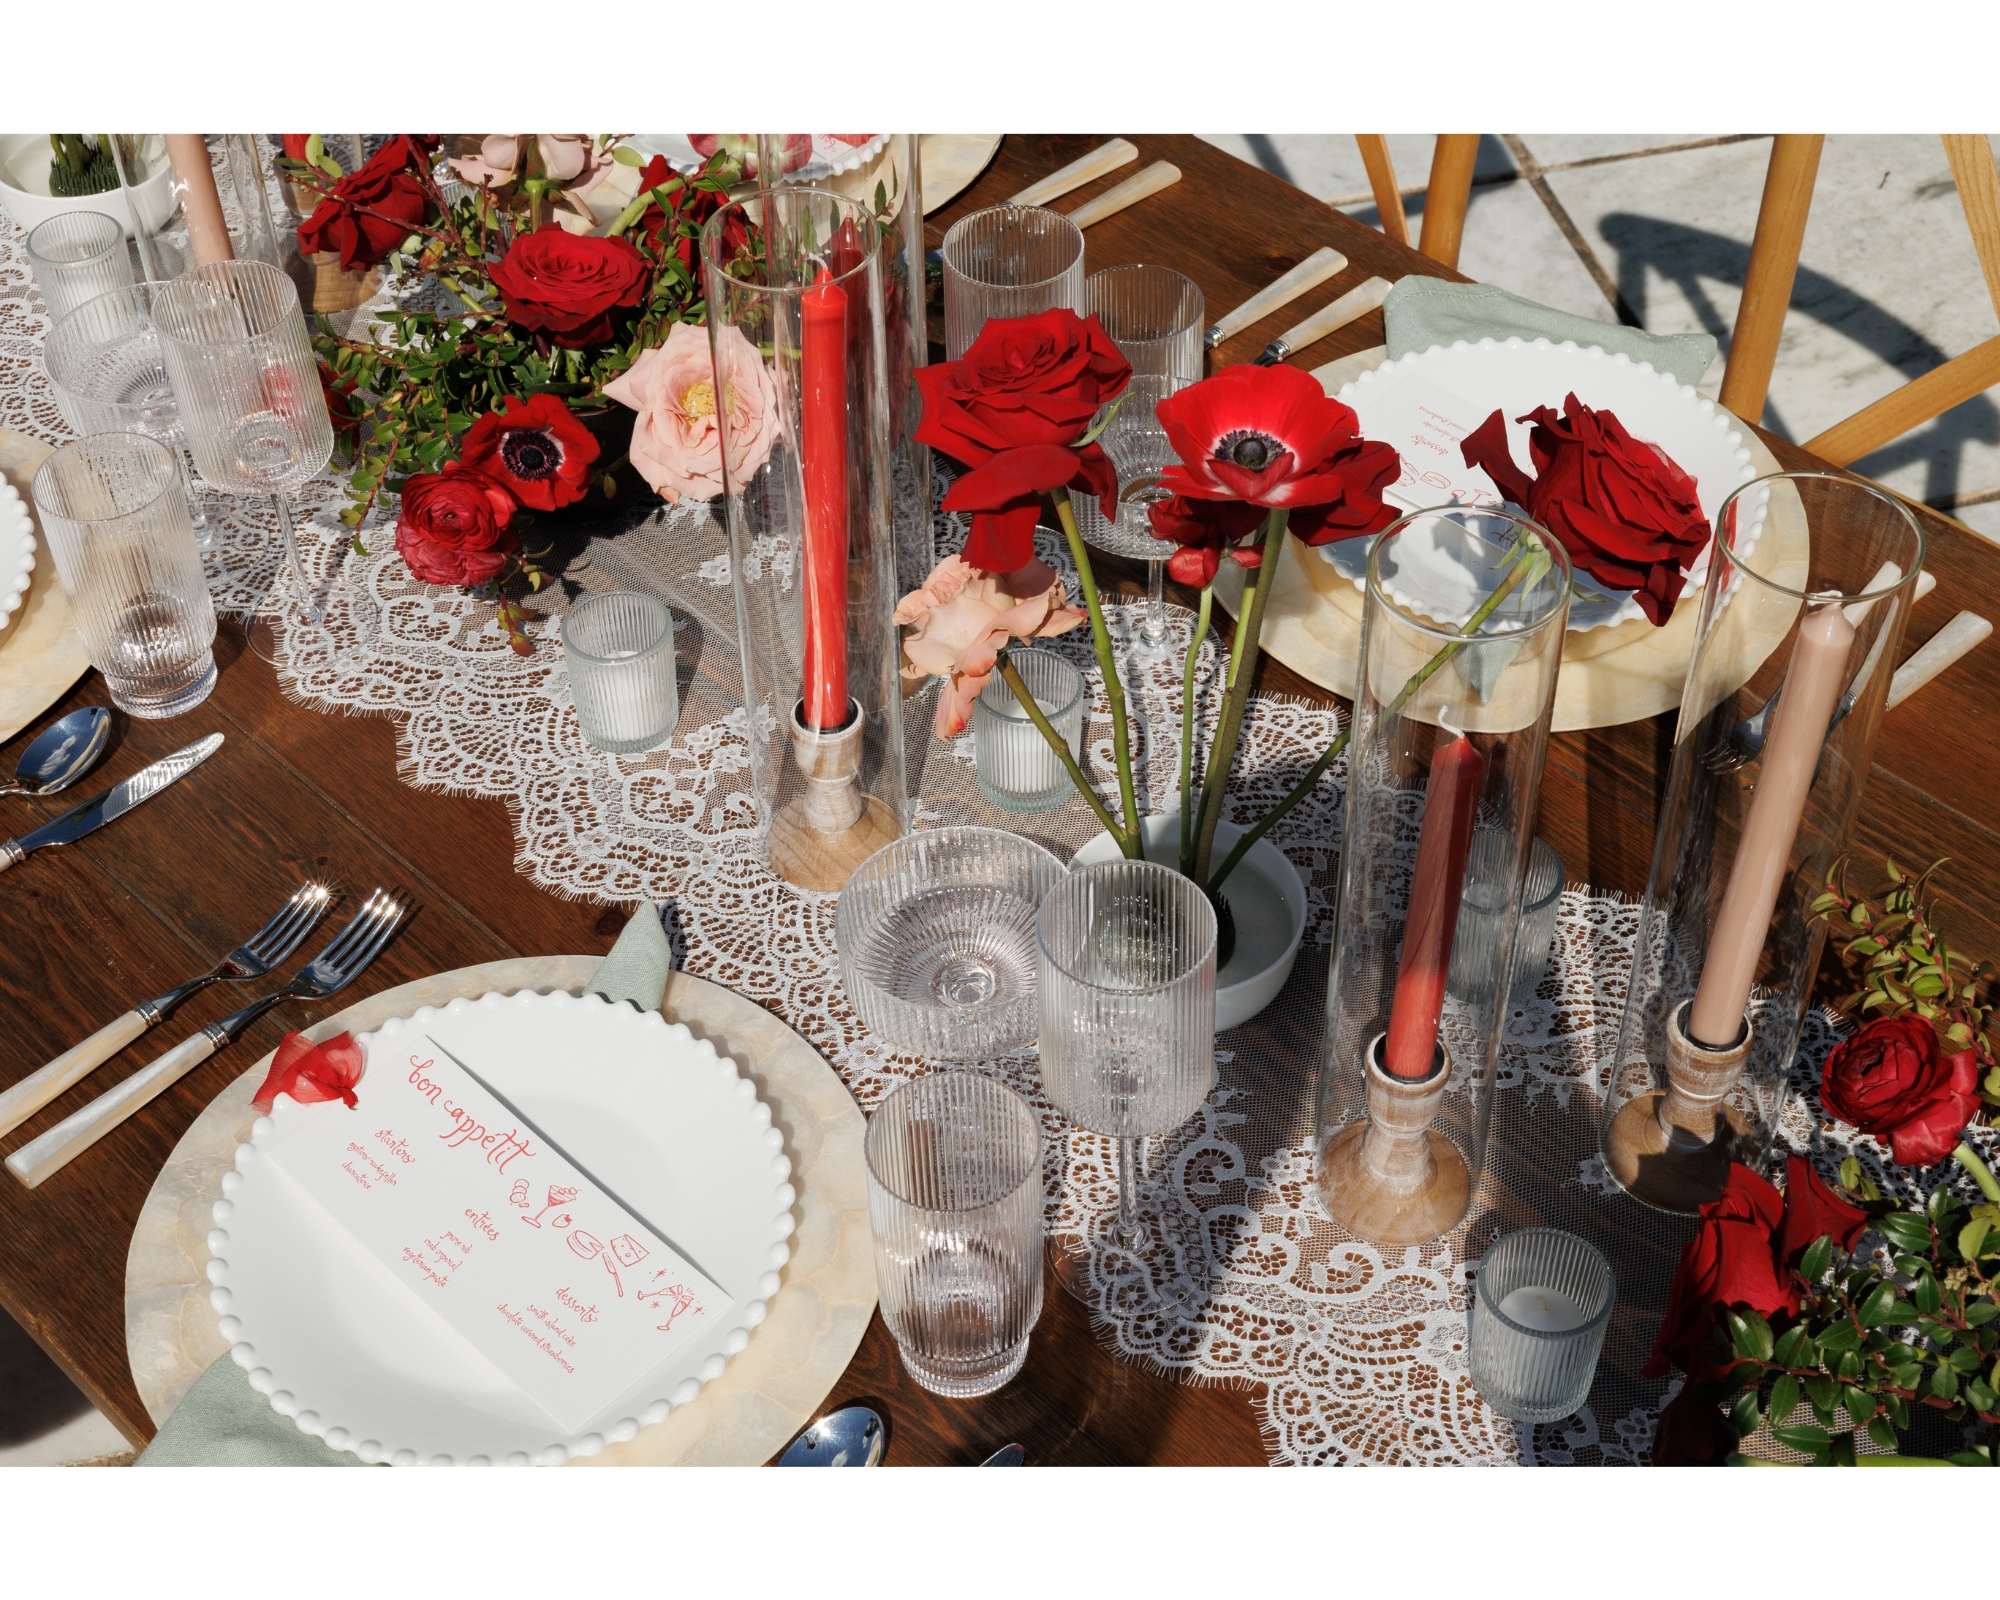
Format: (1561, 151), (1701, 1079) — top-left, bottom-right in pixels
(0, 733), (224, 872)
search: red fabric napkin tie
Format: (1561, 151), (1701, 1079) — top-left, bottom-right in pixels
(251, 1031), (364, 1113)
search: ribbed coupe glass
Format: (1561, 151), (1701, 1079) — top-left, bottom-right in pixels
(866, 1070), (1044, 1397)
(32, 433), (216, 718)
(1468, 1228), (1615, 1424)
(1084, 263), (1204, 381)
(1037, 859), (1216, 1246)
(940, 204), (1085, 359)
(837, 827), (1068, 1059)
(25, 212), (134, 323)
(153, 260), (332, 666)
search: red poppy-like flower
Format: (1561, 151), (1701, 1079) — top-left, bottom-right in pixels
(1460, 393), (1710, 626)
(916, 309), (1131, 572)
(1772, 1154), (1870, 1272)
(1643, 1163), (1797, 1383)
(458, 394), (600, 512)
(1147, 494), (1269, 587)
(296, 134), (434, 272)
(1153, 364), (1401, 545)
(395, 463), (519, 587)
(1820, 1014), (1982, 1167)
(489, 225), (649, 349)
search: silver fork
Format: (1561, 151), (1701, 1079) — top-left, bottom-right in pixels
(0, 882), (334, 1139)
(7, 888), (408, 1189)
(1703, 625), (1892, 775)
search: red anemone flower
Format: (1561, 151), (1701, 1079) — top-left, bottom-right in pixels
(459, 394), (600, 512)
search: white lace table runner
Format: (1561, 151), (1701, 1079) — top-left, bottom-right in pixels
(8, 201), (1992, 1467)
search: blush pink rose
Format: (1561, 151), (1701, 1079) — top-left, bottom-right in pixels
(604, 322), (780, 503)
(449, 134), (598, 190)
(893, 554), (1086, 737)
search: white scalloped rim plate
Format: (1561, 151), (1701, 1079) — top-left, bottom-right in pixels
(0, 482), (36, 631)
(207, 990), (796, 1466)
(627, 134), (890, 184)
(1323, 339), (1769, 632)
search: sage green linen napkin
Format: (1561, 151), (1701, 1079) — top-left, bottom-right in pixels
(136, 907), (672, 1466)
(1382, 276), (1718, 389)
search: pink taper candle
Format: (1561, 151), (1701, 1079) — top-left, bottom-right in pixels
(1687, 601), (1857, 1047)
(164, 136), (233, 266)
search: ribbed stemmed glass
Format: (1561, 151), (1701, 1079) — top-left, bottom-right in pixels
(45, 283), (211, 544)
(1037, 859), (1217, 1249)
(153, 261), (332, 665)
(1070, 374), (1192, 655)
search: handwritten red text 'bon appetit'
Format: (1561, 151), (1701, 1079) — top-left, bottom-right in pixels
(406, 1055), (537, 1173)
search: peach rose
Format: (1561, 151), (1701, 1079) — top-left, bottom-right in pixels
(893, 554), (1086, 737)
(604, 322), (781, 503)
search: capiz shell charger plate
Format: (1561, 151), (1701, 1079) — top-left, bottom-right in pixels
(207, 989), (795, 1465)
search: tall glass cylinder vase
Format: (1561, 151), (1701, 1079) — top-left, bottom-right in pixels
(1599, 473), (1924, 1213)
(1314, 507), (1572, 1246)
(702, 186), (907, 893)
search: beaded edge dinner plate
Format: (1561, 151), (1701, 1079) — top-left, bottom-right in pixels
(627, 134), (891, 184)
(206, 989), (796, 1467)
(1322, 339), (1769, 633)
(0, 482), (35, 630)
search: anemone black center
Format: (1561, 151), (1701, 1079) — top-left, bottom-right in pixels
(1215, 429), (1283, 471)
(502, 429), (561, 480)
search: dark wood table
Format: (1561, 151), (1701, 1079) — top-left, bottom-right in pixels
(3, 134), (1995, 1465)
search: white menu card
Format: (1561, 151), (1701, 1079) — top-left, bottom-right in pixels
(1360, 373), (1509, 513)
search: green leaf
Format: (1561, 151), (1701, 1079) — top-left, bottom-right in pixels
(1800, 1234), (1834, 1284)
(1966, 1378), (1998, 1412)
(1931, 1365), (1959, 1401)
(1842, 1385), (1876, 1425)
(1839, 1155), (1863, 1192)
(1857, 1281), (1901, 1328)
(1772, 1423), (1832, 1453)
(1879, 1212), (1933, 1252)
(1829, 1430), (1859, 1467)
(1769, 1373), (1801, 1423)
(1962, 1219), (1993, 1263)
(1835, 1347), (1866, 1382)
(1929, 1184), (1959, 1225)
(1948, 1343), (1984, 1373)
(1966, 1299), (1999, 1327)
(1819, 1317), (1862, 1352)
(1729, 1390), (1763, 1438)
(1914, 1273), (1943, 1315)
(1867, 1415), (1900, 1450)
(1805, 1374), (1840, 1416)
(1773, 1326), (1815, 1369)
(610, 145), (643, 166)
(1742, 1309), (1775, 1362)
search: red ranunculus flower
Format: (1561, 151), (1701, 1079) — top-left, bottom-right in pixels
(458, 393), (600, 512)
(1773, 1154), (1870, 1271)
(1643, 1163), (1797, 1382)
(1153, 363), (1401, 545)
(1148, 493), (1269, 587)
(489, 225), (649, 349)
(1460, 393), (1710, 627)
(1819, 1014), (1982, 1167)
(318, 359), (360, 460)
(916, 309), (1132, 572)
(395, 463), (518, 587)
(296, 134), (434, 272)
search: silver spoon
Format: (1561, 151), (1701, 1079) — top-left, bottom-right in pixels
(776, 1405), (884, 1466)
(0, 708), (112, 798)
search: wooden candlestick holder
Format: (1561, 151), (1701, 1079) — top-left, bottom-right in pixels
(767, 698), (899, 892)
(1317, 1034), (1470, 1246)
(1603, 999), (1756, 1213)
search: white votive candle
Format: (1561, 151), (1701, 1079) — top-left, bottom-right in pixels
(1496, 1285), (1587, 1333)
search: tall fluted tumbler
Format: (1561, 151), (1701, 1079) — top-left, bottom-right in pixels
(941, 204), (1085, 359)
(26, 212), (135, 323)
(866, 1070), (1044, 1397)
(1468, 1228), (1615, 1424)
(1084, 263), (1204, 381)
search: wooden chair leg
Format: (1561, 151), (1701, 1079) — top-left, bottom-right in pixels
(1718, 134), (1824, 425)
(1942, 134), (2000, 324)
(1355, 135), (1409, 247)
(1417, 134), (1480, 271)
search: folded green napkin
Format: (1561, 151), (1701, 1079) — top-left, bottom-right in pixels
(136, 907), (672, 1467)
(1382, 277), (1718, 390)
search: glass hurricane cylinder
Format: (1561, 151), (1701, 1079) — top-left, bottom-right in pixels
(941, 204), (1085, 360)
(1314, 507), (1572, 1246)
(1599, 473), (1925, 1214)
(702, 186), (907, 893)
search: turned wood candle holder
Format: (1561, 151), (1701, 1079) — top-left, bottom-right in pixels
(1603, 999), (1755, 1213)
(1317, 1033), (1471, 1246)
(768, 698), (898, 892)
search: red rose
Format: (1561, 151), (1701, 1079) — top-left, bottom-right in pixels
(1649, 1388), (1737, 1467)
(1773, 1154), (1870, 1271)
(1820, 1014), (1981, 1167)
(916, 309), (1131, 571)
(1460, 393), (1710, 626)
(1148, 493), (1269, 587)
(297, 134), (433, 272)
(489, 226), (648, 349)
(1643, 1164), (1796, 1382)
(459, 394), (600, 512)
(395, 463), (518, 587)
(318, 359), (360, 460)
(1154, 364), (1401, 544)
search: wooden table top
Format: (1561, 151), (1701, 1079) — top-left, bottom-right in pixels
(3, 133), (1995, 1466)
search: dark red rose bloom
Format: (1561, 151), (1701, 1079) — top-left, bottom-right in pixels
(1773, 1154), (1870, 1272)
(1148, 493), (1270, 587)
(1644, 1164), (1797, 1382)
(1154, 364), (1401, 545)
(489, 225), (649, 349)
(917, 309), (1132, 571)
(1460, 393), (1710, 626)
(458, 394), (599, 512)
(637, 155), (728, 277)
(1649, 1388), (1738, 1467)
(395, 463), (518, 587)
(1820, 1014), (1982, 1167)
(296, 134), (433, 272)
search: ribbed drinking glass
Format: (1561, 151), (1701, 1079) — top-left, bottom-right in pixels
(837, 826), (1068, 1059)
(940, 204), (1085, 359)
(153, 260), (333, 666)
(866, 1070), (1044, 1397)
(25, 212), (135, 323)
(973, 648), (1085, 812)
(1447, 834), (1566, 1009)
(31, 433), (216, 718)
(1037, 859), (1216, 1246)
(1069, 374), (1193, 653)
(561, 590), (679, 755)
(1084, 263), (1204, 381)
(1468, 1228), (1615, 1423)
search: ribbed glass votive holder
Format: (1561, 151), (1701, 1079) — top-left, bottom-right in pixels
(1448, 833), (1566, 1008)
(1469, 1228), (1615, 1424)
(26, 211), (134, 323)
(561, 590), (678, 755)
(973, 648), (1085, 812)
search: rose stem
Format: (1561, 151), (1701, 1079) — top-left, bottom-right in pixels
(1191, 509), (1289, 887)
(1179, 583), (1215, 876)
(1956, 1142), (2000, 1203)
(997, 647), (1128, 847)
(1051, 487), (1141, 847)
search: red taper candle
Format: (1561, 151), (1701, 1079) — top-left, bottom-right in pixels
(800, 267), (849, 731)
(1383, 730), (1486, 1079)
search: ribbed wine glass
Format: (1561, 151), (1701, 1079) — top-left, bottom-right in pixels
(1069, 374), (1193, 654)
(153, 260), (332, 664)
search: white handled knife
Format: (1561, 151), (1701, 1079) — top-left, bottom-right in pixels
(1253, 275), (1396, 366)
(0, 733), (223, 872)
(1205, 247), (1349, 350)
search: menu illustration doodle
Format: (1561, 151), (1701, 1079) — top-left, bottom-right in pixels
(261, 1036), (726, 1432)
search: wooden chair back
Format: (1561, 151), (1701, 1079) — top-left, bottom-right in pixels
(1354, 135), (1480, 271)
